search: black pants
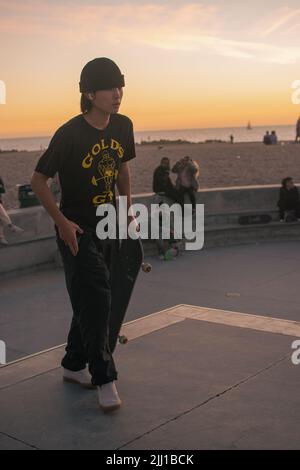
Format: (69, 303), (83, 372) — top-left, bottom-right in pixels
(178, 187), (196, 211)
(56, 227), (118, 386)
(278, 201), (300, 220)
(160, 187), (185, 209)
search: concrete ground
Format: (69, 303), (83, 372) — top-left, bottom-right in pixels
(1, 240), (300, 362)
(0, 240), (300, 449)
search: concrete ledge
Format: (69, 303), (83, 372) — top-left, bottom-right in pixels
(0, 236), (57, 276)
(132, 184), (286, 214)
(1, 185), (299, 277)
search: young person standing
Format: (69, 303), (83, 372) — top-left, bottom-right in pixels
(31, 58), (137, 413)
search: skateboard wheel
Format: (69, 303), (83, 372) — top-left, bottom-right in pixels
(118, 335), (128, 344)
(142, 263), (152, 273)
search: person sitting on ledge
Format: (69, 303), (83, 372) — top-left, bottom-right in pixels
(152, 157), (184, 208)
(172, 156), (199, 214)
(0, 176), (24, 246)
(277, 177), (300, 223)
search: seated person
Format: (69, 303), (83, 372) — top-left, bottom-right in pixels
(172, 156), (199, 213)
(277, 177), (300, 222)
(153, 157), (183, 207)
(263, 131), (271, 145)
(270, 130), (278, 145)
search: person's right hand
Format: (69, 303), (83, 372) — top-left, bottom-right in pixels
(57, 218), (84, 256)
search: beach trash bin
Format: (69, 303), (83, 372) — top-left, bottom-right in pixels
(17, 184), (40, 208)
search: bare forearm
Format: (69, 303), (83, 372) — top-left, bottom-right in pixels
(117, 163), (133, 212)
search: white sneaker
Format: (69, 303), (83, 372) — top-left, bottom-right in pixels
(0, 237), (8, 245)
(97, 381), (122, 413)
(62, 367), (96, 389)
(9, 224), (24, 234)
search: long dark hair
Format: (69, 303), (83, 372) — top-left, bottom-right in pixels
(80, 94), (93, 113)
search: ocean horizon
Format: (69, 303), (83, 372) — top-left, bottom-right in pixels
(0, 124), (297, 152)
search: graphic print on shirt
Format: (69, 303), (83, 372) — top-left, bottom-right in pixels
(81, 138), (123, 206)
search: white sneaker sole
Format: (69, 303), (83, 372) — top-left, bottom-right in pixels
(99, 401), (122, 413)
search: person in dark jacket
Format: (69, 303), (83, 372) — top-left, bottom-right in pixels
(153, 157), (183, 207)
(277, 177), (300, 222)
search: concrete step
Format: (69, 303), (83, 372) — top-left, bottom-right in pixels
(204, 221), (300, 248)
(1, 221), (300, 277)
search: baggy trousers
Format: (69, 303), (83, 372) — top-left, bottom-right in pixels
(56, 227), (118, 386)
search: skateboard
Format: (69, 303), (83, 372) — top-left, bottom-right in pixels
(238, 214), (272, 225)
(109, 237), (151, 353)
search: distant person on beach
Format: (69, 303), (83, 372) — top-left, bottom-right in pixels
(296, 117), (300, 143)
(172, 156), (199, 213)
(263, 131), (271, 145)
(230, 135), (234, 144)
(153, 157), (183, 207)
(277, 177), (300, 222)
(0, 176), (24, 245)
(270, 130), (278, 145)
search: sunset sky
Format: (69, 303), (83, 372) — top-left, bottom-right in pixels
(1, 0), (300, 138)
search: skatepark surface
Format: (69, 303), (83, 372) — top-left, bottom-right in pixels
(1, 240), (300, 450)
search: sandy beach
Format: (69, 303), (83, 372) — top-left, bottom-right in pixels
(1, 141), (299, 210)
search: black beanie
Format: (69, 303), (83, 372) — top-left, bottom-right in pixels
(79, 58), (125, 92)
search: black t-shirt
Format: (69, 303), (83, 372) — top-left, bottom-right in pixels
(35, 113), (136, 228)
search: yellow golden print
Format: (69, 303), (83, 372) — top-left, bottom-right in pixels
(91, 143), (101, 156)
(91, 150), (116, 189)
(92, 191), (114, 206)
(81, 138), (124, 169)
(82, 152), (94, 168)
(100, 139), (109, 150)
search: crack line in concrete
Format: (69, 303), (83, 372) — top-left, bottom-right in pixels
(0, 431), (40, 450)
(0, 367), (60, 391)
(116, 354), (290, 450)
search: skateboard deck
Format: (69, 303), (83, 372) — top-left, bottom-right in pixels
(109, 237), (151, 353)
(238, 214), (272, 225)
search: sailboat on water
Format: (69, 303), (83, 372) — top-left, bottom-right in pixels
(247, 121), (252, 130)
